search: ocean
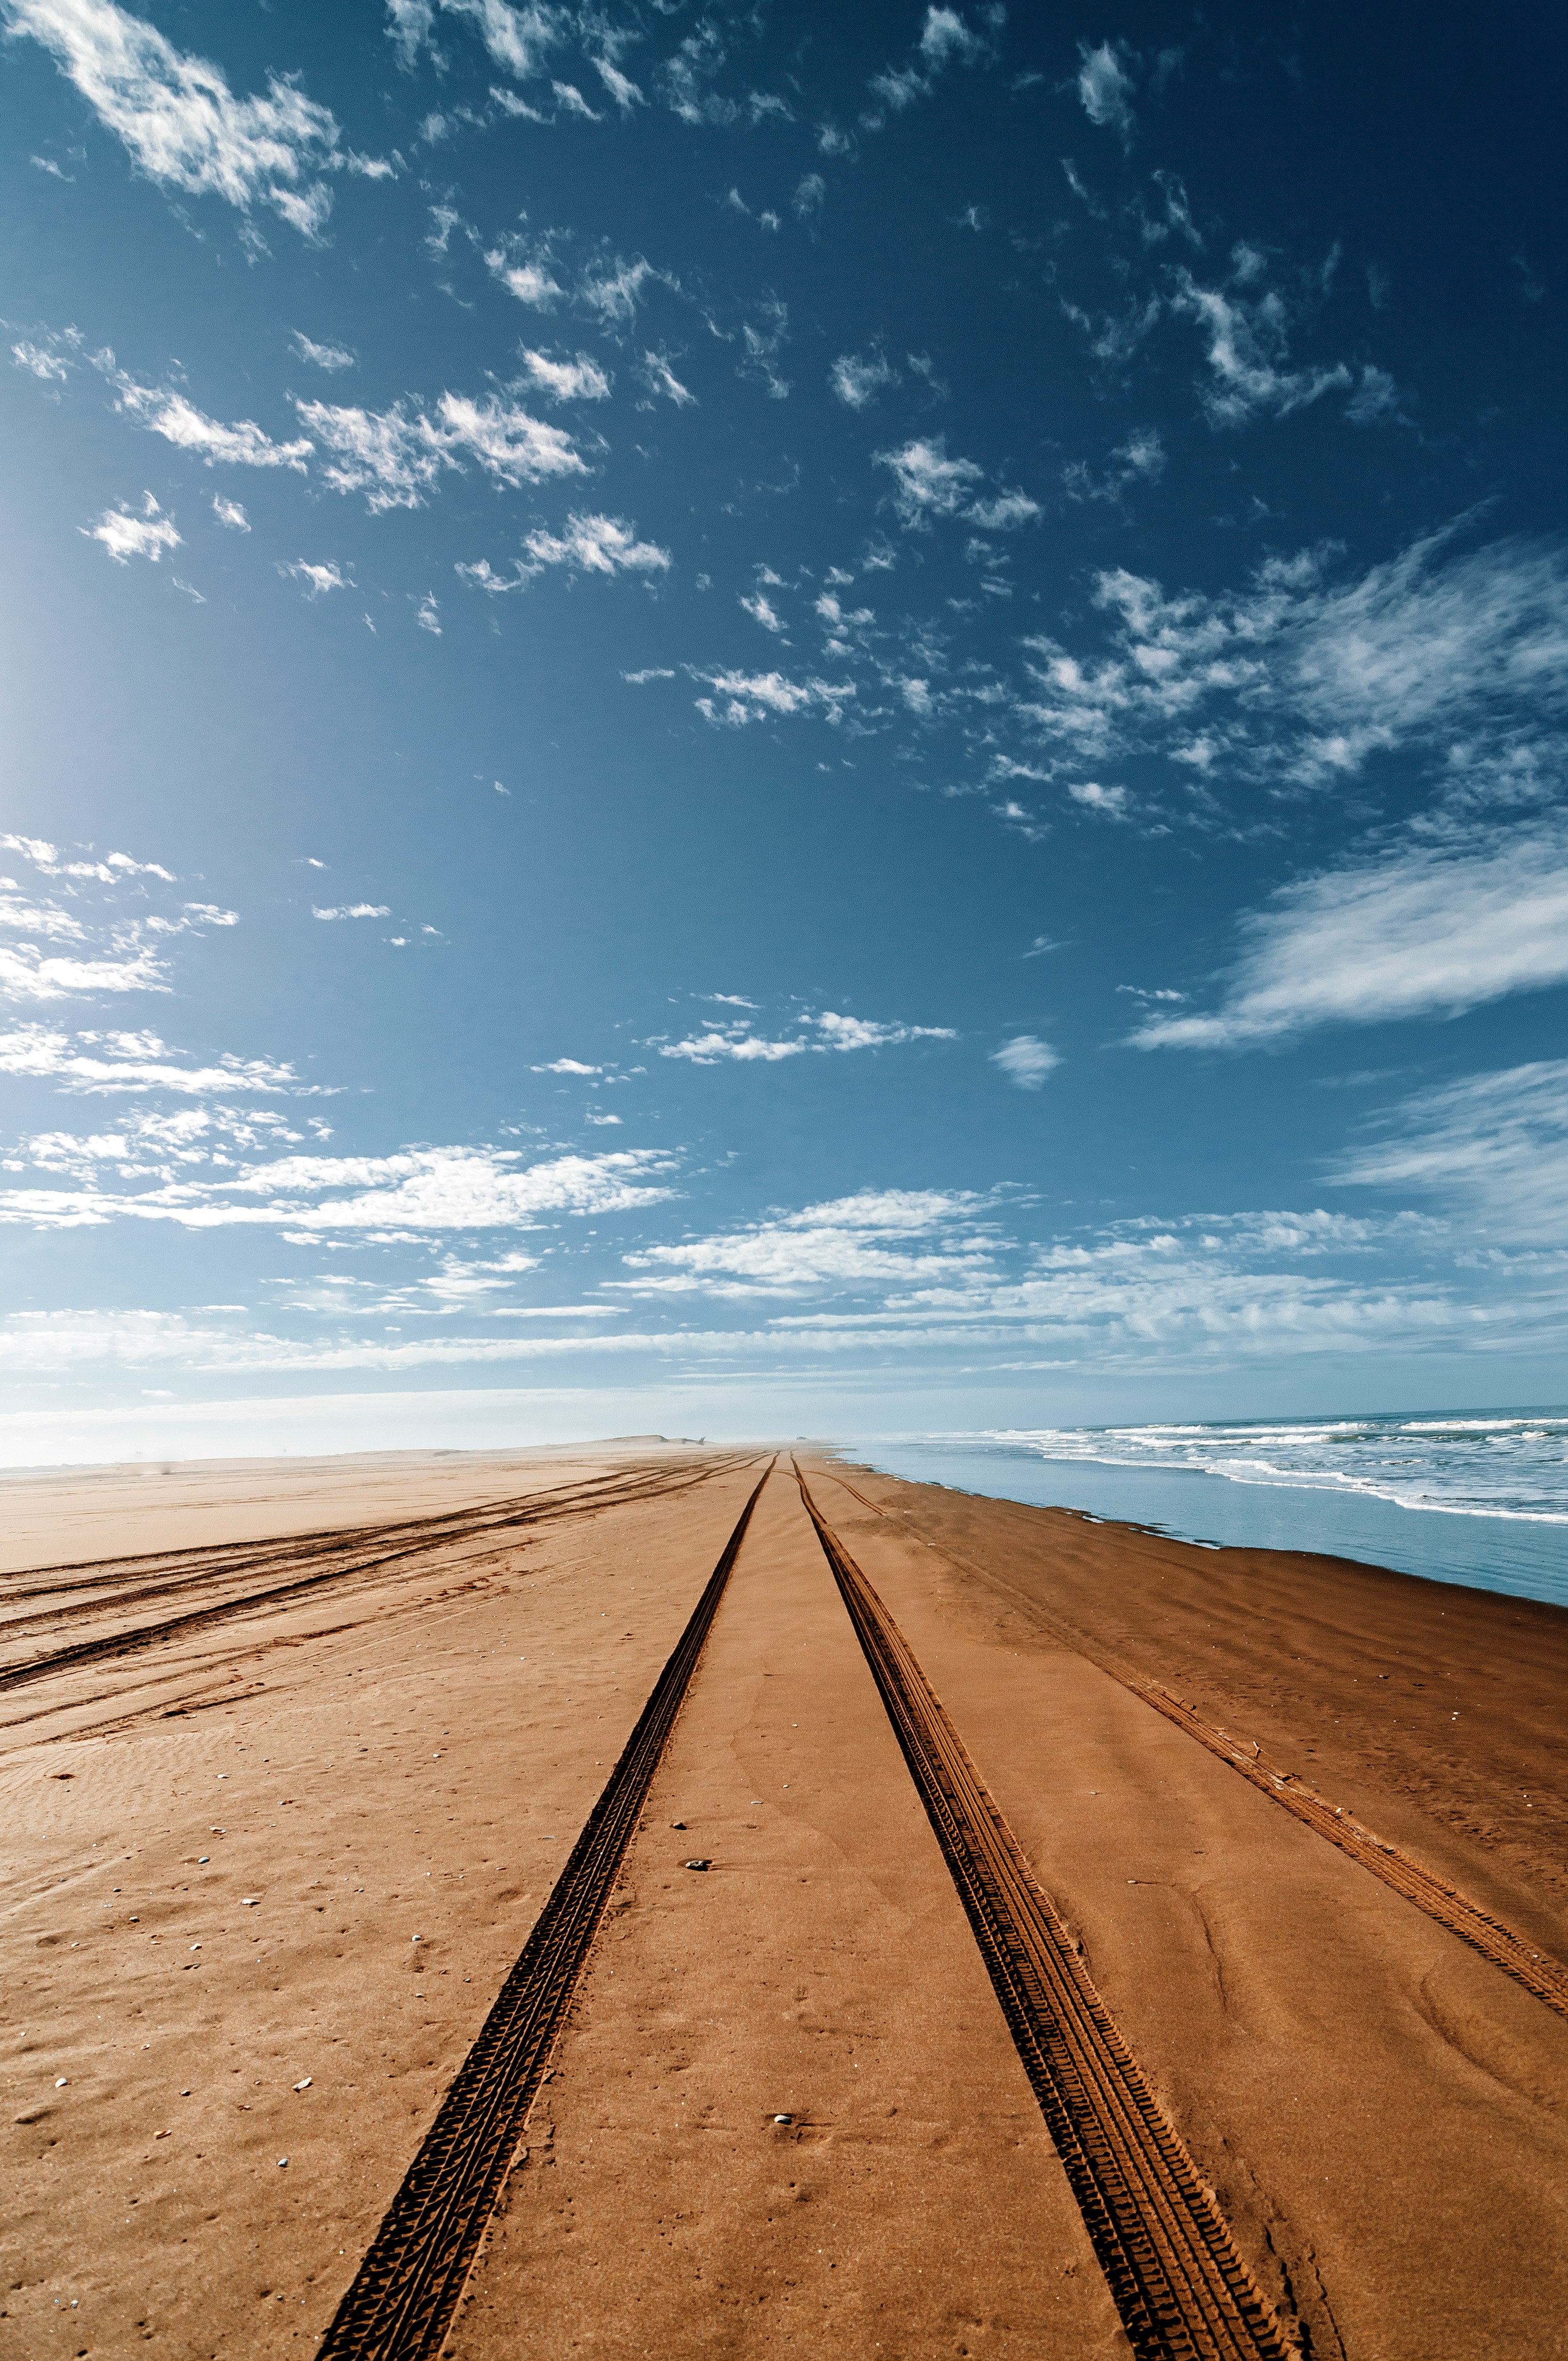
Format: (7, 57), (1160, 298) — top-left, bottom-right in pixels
(846, 1410), (1568, 1611)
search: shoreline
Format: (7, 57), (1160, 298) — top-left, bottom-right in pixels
(848, 1434), (1568, 1609)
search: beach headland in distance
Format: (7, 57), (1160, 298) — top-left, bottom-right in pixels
(5, 1440), (1566, 2359)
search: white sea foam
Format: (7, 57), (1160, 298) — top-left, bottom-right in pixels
(953, 1412), (1568, 1525)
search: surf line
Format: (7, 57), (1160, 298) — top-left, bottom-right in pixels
(794, 1461), (1293, 2361)
(316, 1456), (775, 2361)
(825, 1466), (1568, 2028)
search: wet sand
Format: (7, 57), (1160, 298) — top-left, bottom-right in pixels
(5, 1444), (1567, 2358)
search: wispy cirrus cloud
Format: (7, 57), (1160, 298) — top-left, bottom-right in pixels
(5, 0), (363, 236)
(1018, 528), (1568, 797)
(83, 490), (179, 562)
(1332, 1061), (1568, 1244)
(1131, 823), (1568, 1050)
(515, 347), (611, 401)
(296, 391), (585, 510)
(1172, 266), (1352, 428)
(0, 1023), (303, 1094)
(112, 371), (313, 468)
(691, 669), (856, 728)
(279, 559), (352, 598)
(1076, 41), (1135, 142)
(865, 7), (995, 125)
(658, 1010), (955, 1064)
(990, 1035), (1060, 1089)
(0, 1141), (677, 1234)
(615, 1187), (999, 1297)
(291, 330), (355, 372)
(831, 349), (898, 410)
(876, 435), (983, 526)
(458, 513), (670, 592)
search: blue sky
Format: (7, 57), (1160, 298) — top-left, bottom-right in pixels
(2, 0), (1565, 1460)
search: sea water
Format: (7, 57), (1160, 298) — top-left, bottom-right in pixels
(846, 1410), (1568, 1610)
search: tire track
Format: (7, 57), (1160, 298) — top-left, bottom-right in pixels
(794, 1463), (1292, 2361)
(821, 1464), (1568, 2026)
(0, 1456), (751, 1697)
(2, 1456), (730, 1607)
(316, 1458), (775, 2361)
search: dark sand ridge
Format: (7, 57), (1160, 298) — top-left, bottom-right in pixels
(5, 1444), (1568, 2358)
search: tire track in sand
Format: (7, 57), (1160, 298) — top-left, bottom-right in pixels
(825, 1466), (1568, 2028)
(0, 1456), (749, 1697)
(794, 1462), (1292, 2361)
(315, 1459), (775, 2361)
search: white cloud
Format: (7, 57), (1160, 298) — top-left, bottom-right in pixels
(876, 436), (984, 527)
(582, 256), (655, 326)
(292, 400), (438, 511)
(532, 1057), (600, 1075)
(296, 392), (584, 510)
(741, 591), (785, 633)
(416, 592), (441, 635)
(113, 374), (312, 468)
(1076, 40), (1134, 139)
(291, 330), (355, 371)
(991, 1035), (1060, 1089)
(659, 1011), (954, 1063)
(1345, 364), (1400, 425)
(441, 0), (564, 79)
(794, 172), (825, 218)
(693, 670), (855, 728)
(551, 79), (598, 120)
(1132, 825), (1568, 1050)
(1332, 1062), (1568, 1243)
(737, 300), (790, 400)
(12, 335), (74, 379)
(516, 347), (611, 401)
(595, 57), (642, 111)
(312, 903), (390, 919)
(1, 836), (175, 882)
(211, 494), (249, 530)
(814, 1012), (956, 1051)
(460, 513), (670, 592)
(1172, 269), (1352, 428)
(0, 945), (169, 999)
(8, 0), (345, 234)
(1063, 427), (1165, 504)
(486, 251), (565, 307)
(280, 559), (352, 598)
(661, 1030), (806, 1065)
(1067, 780), (1129, 817)
(639, 349), (695, 406)
(1018, 529), (1568, 797)
(522, 512), (670, 576)
(831, 350), (897, 409)
(431, 391), (585, 487)
(0, 1023), (300, 1094)
(865, 6), (990, 118)
(83, 491), (179, 563)
(0, 1142), (676, 1234)
(966, 490), (1041, 531)
(919, 8), (985, 69)
(617, 1187), (996, 1297)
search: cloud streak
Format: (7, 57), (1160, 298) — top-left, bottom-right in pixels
(1132, 825), (1568, 1049)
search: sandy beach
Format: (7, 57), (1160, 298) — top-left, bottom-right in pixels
(6, 1443), (1567, 2359)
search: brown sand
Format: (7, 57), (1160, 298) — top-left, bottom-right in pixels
(5, 1445), (1567, 2358)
